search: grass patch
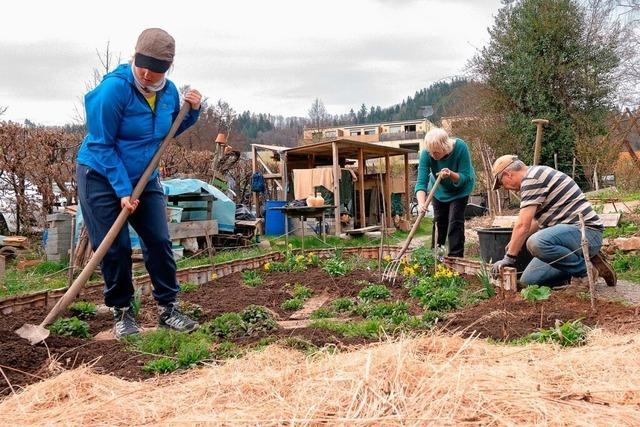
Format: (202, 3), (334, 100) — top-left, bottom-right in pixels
(32, 260), (67, 274)
(179, 282), (199, 293)
(331, 297), (355, 312)
(211, 341), (243, 359)
(280, 337), (319, 354)
(204, 312), (247, 339)
(358, 284), (391, 301)
(48, 317), (90, 338)
(127, 329), (212, 368)
(603, 221), (639, 239)
(511, 319), (590, 347)
(142, 358), (179, 374)
(310, 307), (335, 319)
(310, 318), (385, 339)
(612, 251), (640, 282)
(241, 270), (263, 287)
(281, 298), (304, 311)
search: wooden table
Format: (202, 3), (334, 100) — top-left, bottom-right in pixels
(270, 205), (336, 251)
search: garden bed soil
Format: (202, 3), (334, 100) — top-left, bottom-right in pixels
(444, 287), (640, 340)
(2, 266), (640, 397)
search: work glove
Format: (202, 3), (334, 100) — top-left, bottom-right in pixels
(491, 254), (517, 278)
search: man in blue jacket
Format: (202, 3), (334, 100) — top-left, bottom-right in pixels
(77, 28), (202, 339)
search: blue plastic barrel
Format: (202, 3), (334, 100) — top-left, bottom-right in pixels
(265, 200), (287, 236)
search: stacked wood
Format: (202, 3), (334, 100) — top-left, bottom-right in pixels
(2, 236), (29, 249)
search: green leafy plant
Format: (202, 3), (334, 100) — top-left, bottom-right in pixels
(520, 285), (551, 302)
(69, 301), (97, 319)
(33, 261), (67, 274)
(332, 297), (355, 312)
(211, 341), (243, 359)
(292, 284), (313, 300)
(240, 305), (278, 334)
(281, 337), (319, 354)
(48, 317), (90, 338)
(477, 264), (495, 299)
(180, 282), (199, 293)
(204, 312), (247, 339)
(421, 310), (444, 327)
(365, 301), (409, 324)
(176, 339), (210, 366)
(310, 319), (384, 339)
(321, 257), (351, 276)
(281, 298), (304, 311)
(143, 358), (179, 374)
(241, 270), (264, 287)
(310, 308), (335, 319)
(517, 319), (590, 347)
(603, 221), (639, 239)
(358, 284), (391, 301)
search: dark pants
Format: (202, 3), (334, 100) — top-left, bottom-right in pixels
(431, 196), (468, 258)
(77, 164), (178, 308)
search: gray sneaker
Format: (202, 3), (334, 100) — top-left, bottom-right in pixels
(158, 302), (199, 333)
(113, 306), (139, 340)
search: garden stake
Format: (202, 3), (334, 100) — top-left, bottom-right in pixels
(378, 172), (386, 278)
(16, 104), (192, 345)
(382, 174), (442, 284)
(579, 213), (597, 311)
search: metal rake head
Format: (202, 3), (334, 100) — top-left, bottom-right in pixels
(382, 259), (402, 284)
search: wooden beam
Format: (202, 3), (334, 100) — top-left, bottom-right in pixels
(403, 153), (410, 220)
(252, 145), (259, 216)
(332, 142), (341, 235)
(358, 148), (366, 228)
(257, 157), (283, 190)
(168, 220), (219, 240)
(384, 154), (392, 228)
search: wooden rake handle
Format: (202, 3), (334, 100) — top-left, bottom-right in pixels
(394, 174), (442, 260)
(40, 103), (192, 327)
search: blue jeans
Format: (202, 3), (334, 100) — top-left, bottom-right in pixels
(77, 164), (179, 307)
(520, 224), (602, 287)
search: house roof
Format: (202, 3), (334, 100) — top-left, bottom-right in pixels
(283, 138), (415, 161)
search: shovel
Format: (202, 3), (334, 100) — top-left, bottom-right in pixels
(16, 103), (191, 345)
(382, 174), (442, 284)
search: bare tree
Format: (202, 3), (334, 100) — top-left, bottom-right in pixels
(0, 106), (7, 117)
(73, 41), (121, 125)
(308, 98), (329, 139)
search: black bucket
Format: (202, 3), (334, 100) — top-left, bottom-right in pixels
(475, 227), (533, 276)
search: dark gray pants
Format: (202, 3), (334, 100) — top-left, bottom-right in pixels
(431, 195), (468, 258)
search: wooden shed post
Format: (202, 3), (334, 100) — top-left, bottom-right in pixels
(252, 145), (259, 216)
(403, 153), (410, 220)
(332, 142), (341, 235)
(384, 154), (392, 229)
(358, 148), (366, 228)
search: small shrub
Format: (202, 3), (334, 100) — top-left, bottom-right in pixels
(241, 270), (263, 287)
(205, 312), (247, 339)
(292, 284), (313, 300)
(143, 358), (179, 374)
(365, 301), (409, 324)
(332, 297), (355, 312)
(421, 310), (444, 326)
(424, 287), (460, 311)
(358, 284), (391, 301)
(69, 301), (97, 319)
(131, 329), (185, 355)
(322, 257), (351, 276)
(310, 319), (384, 339)
(281, 298), (304, 311)
(180, 282), (199, 293)
(310, 308), (335, 319)
(33, 261), (67, 274)
(48, 317), (90, 338)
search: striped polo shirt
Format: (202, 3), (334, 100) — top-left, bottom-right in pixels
(520, 166), (603, 230)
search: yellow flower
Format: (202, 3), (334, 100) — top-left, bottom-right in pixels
(403, 266), (415, 276)
(287, 243), (293, 250)
(210, 272), (218, 280)
(295, 255), (305, 263)
(383, 255), (392, 262)
(263, 262), (271, 272)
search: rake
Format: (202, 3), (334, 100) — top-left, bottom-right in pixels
(382, 174), (442, 284)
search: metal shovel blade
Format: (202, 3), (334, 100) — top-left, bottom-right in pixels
(15, 323), (50, 345)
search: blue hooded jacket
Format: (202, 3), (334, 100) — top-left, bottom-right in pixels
(77, 63), (200, 198)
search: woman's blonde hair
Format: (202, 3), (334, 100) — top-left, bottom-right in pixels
(424, 128), (455, 155)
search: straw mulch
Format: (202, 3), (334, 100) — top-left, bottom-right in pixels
(2, 330), (640, 426)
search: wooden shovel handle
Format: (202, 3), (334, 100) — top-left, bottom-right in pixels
(40, 103), (192, 327)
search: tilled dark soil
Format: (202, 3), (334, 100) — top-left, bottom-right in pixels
(444, 287), (640, 340)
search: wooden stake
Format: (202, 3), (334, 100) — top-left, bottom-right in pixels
(66, 216), (76, 288)
(579, 213), (596, 311)
(572, 157), (576, 179)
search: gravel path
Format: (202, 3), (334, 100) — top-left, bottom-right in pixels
(596, 278), (640, 305)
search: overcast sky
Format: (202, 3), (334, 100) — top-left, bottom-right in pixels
(0, 0), (502, 125)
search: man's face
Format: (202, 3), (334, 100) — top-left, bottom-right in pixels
(499, 170), (520, 191)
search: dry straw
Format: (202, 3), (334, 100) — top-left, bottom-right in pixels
(1, 330), (640, 425)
